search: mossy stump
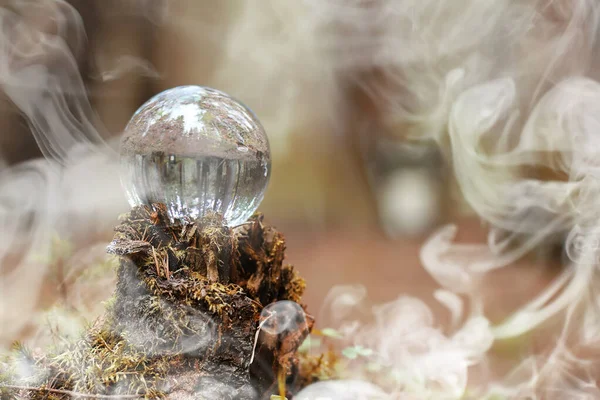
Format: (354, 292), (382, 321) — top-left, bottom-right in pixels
(2, 204), (313, 399)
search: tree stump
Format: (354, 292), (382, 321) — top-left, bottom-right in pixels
(2, 204), (313, 400)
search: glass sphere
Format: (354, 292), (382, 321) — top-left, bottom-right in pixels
(120, 86), (271, 226)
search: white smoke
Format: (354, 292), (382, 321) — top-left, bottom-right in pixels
(1, 0), (600, 398)
(0, 0), (126, 348)
(93, 54), (161, 82)
(299, 0), (600, 398)
(310, 285), (493, 399)
(0, 0), (111, 163)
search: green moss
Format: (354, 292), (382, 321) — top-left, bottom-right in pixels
(47, 327), (170, 398)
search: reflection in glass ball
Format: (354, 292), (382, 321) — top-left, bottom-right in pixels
(120, 86), (271, 226)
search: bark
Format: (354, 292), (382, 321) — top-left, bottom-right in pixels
(4, 204), (313, 400)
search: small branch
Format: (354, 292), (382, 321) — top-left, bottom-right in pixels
(249, 312), (274, 365)
(0, 384), (143, 399)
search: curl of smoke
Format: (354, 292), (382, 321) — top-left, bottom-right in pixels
(2, 0), (600, 398)
(314, 285), (493, 399)
(0, 0), (140, 349)
(301, 0), (600, 397)
(0, 0), (111, 164)
(0, 159), (60, 345)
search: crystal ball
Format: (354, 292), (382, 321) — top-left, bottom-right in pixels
(120, 86), (271, 226)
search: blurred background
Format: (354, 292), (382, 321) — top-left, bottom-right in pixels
(0, 0), (576, 389)
(0, 0), (463, 305)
